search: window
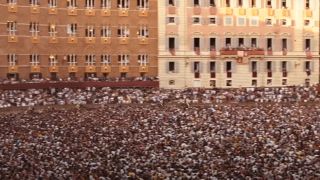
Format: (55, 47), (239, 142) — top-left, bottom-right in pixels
(238, 0), (243, 7)
(7, 21), (17, 35)
(48, 24), (57, 37)
(168, 17), (176, 24)
(226, 61), (232, 78)
(281, 19), (287, 26)
(168, 0), (175, 6)
(101, 25), (111, 37)
(210, 0), (216, 7)
(48, 0), (57, 7)
(118, 0), (129, 8)
(282, 38), (287, 50)
(30, 0), (40, 6)
(281, 0), (286, 8)
(193, 38), (200, 53)
(210, 61), (216, 78)
(225, 38), (231, 47)
(266, 0), (272, 7)
(30, 54), (40, 66)
(67, 24), (77, 36)
(306, 0), (310, 8)
(85, 25), (95, 37)
(67, 0), (77, 8)
(281, 61), (287, 72)
(49, 55), (58, 66)
(305, 61), (311, 72)
(137, 0), (149, 9)
(85, 0), (95, 8)
(250, 18), (259, 26)
(117, 25), (129, 37)
(267, 38), (272, 50)
(209, 17), (217, 25)
(226, 0), (230, 7)
(193, 17), (201, 24)
(238, 38), (244, 47)
(193, 0), (200, 6)
(226, 80), (232, 86)
(138, 25), (149, 37)
(7, 0), (17, 4)
(168, 62), (175, 72)
(267, 79), (272, 85)
(7, 54), (17, 66)
(101, 0), (111, 8)
(210, 38), (216, 50)
(266, 18), (272, 25)
(305, 39), (311, 50)
(267, 61), (273, 77)
(304, 20), (310, 26)
(282, 79), (287, 85)
(237, 17), (246, 26)
(85, 54), (96, 66)
(251, 38), (257, 48)
(224, 16), (233, 25)
(252, 80), (257, 86)
(67, 54), (77, 66)
(250, 0), (256, 7)
(251, 61), (257, 78)
(29, 22), (39, 36)
(210, 80), (216, 87)
(138, 54), (148, 66)
(193, 62), (200, 78)
(169, 37), (175, 49)
(118, 54), (129, 66)
(101, 54), (111, 65)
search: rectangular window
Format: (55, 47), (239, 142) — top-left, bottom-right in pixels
(305, 61), (311, 71)
(281, 19), (287, 26)
(168, 17), (176, 24)
(85, 54), (96, 66)
(266, 18), (272, 25)
(67, 54), (77, 66)
(304, 20), (310, 26)
(237, 17), (246, 26)
(210, 61), (216, 78)
(118, 0), (129, 8)
(67, 23), (77, 36)
(226, 61), (232, 78)
(194, 61), (200, 78)
(250, 0), (256, 7)
(193, 38), (200, 49)
(169, 37), (175, 49)
(226, 0), (230, 7)
(29, 22), (39, 36)
(281, 61), (287, 71)
(30, 54), (40, 66)
(48, 23), (57, 37)
(193, 0), (200, 6)
(251, 61), (257, 77)
(193, 17), (201, 24)
(101, 54), (111, 65)
(117, 25), (129, 37)
(49, 55), (58, 66)
(169, 62), (175, 72)
(281, 0), (287, 8)
(225, 38), (231, 47)
(282, 38), (287, 50)
(7, 21), (17, 35)
(209, 17), (217, 25)
(7, 54), (17, 66)
(8, 0), (17, 4)
(67, 0), (77, 8)
(267, 38), (272, 50)
(137, 0), (149, 9)
(30, 0), (40, 6)
(85, 0), (95, 8)
(210, 38), (216, 50)
(267, 61), (272, 77)
(224, 16), (233, 25)
(266, 0), (272, 7)
(250, 18), (259, 26)
(118, 54), (129, 66)
(238, 0), (243, 7)
(305, 39), (311, 50)
(306, 0), (310, 8)
(138, 25), (149, 37)
(101, 25), (111, 37)
(251, 38), (257, 48)
(48, 0), (57, 7)
(101, 0), (111, 8)
(138, 54), (148, 66)
(210, 0), (216, 7)
(238, 38), (244, 47)
(85, 25), (95, 37)
(168, 0), (175, 6)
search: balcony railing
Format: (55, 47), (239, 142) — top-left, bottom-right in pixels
(220, 47), (265, 56)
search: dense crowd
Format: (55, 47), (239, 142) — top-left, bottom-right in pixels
(0, 102), (319, 179)
(0, 85), (319, 108)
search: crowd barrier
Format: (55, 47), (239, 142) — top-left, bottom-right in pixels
(0, 81), (159, 90)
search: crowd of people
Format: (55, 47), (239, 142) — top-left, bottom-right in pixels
(0, 85), (319, 108)
(0, 85), (319, 179)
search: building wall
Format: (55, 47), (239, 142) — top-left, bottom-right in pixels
(0, 0), (158, 80)
(158, 0), (320, 89)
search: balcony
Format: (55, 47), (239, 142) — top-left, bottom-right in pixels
(119, 37), (129, 44)
(68, 8), (77, 15)
(49, 37), (58, 43)
(193, 6), (201, 15)
(118, 9), (129, 16)
(30, 6), (40, 13)
(101, 9), (111, 16)
(68, 37), (77, 43)
(8, 66), (18, 73)
(238, 8), (246, 15)
(31, 66), (41, 73)
(209, 7), (217, 15)
(68, 66), (78, 72)
(281, 9), (290, 17)
(85, 66), (96, 73)
(85, 37), (96, 44)
(49, 66), (58, 73)
(8, 36), (18, 43)
(139, 66), (148, 73)
(267, 8), (275, 16)
(85, 9), (95, 16)
(31, 36), (39, 43)
(101, 37), (111, 44)
(101, 66), (111, 73)
(119, 66), (129, 73)
(220, 47), (265, 56)
(304, 9), (313, 17)
(138, 9), (148, 16)
(8, 4), (17, 12)
(48, 7), (57, 14)
(168, 6), (176, 14)
(225, 7), (233, 15)
(139, 37), (149, 45)
(251, 8), (259, 16)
